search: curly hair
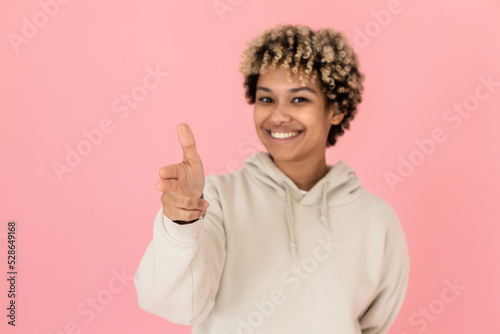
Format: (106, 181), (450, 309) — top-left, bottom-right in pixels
(239, 24), (365, 147)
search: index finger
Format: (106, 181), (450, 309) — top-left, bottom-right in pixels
(159, 163), (183, 179)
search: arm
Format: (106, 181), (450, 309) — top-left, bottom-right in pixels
(359, 204), (410, 334)
(359, 263), (409, 334)
(134, 175), (226, 325)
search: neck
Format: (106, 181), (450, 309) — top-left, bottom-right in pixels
(271, 154), (329, 191)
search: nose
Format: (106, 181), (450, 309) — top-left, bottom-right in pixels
(269, 103), (292, 124)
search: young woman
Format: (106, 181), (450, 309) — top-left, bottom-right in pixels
(134, 24), (409, 334)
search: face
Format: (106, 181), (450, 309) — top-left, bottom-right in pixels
(253, 66), (344, 167)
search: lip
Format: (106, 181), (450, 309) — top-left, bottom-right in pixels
(266, 128), (303, 133)
(265, 129), (304, 144)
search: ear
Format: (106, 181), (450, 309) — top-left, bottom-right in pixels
(327, 105), (344, 125)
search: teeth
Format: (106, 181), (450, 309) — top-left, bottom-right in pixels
(270, 131), (299, 139)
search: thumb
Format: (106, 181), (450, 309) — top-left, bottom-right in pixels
(177, 122), (200, 163)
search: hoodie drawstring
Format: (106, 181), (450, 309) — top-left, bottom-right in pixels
(284, 183), (298, 260)
(320, 181), (332, 233)
(284, 181), (331, 261)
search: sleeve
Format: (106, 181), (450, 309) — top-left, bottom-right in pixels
(359, 204), (410, 334)
(133, 175), (226, 325)
(359, 263), (409, 334)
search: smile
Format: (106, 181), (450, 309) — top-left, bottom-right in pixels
(265, 130), (304, 141)
(271, 131), (300, 139)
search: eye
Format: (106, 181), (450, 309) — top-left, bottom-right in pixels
(258, 97), (273, 103)
(292, 97), (308, 103)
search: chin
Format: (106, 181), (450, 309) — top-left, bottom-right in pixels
(267, 151), (296, 163)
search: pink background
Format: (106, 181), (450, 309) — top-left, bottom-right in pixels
(1, 0), (499, 333)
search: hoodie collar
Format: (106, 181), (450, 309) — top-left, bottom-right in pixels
(243, 151), (364, 261)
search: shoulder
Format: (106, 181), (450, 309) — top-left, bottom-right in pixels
(205, 168), (245, 189)
(357, 188), (401, 227)
(357, 188), (408, 254)
(204, 169), (247, 200)
(362, 189), (409, 262)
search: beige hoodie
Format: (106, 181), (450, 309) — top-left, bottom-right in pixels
(134, 151), (410, 334)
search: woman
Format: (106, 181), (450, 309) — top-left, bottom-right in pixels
(134, 24), (409, 334)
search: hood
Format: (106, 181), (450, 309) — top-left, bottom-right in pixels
(243, 151), (364, 261)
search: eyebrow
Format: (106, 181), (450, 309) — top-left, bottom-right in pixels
(256, 86), (317, 94)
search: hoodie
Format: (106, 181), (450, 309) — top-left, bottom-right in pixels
(134, 151), (410, 334)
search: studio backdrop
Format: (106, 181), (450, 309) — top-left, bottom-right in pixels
(1, 0), (499, 333)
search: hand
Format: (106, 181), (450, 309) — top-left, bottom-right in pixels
(156, 123), (209, 222)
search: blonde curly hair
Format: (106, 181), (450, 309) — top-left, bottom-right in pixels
(239, 24), (365, 147)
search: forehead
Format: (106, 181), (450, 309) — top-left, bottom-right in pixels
(256, 66), (321, 91)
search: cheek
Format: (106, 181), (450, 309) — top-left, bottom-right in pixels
(253, 112), (259, 127)
(253, 108), (265, 126)
(299, 113), (322, 129)
(303, 114), (330, 136)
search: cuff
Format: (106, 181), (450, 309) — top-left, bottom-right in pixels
(162, 212), (204, 244)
